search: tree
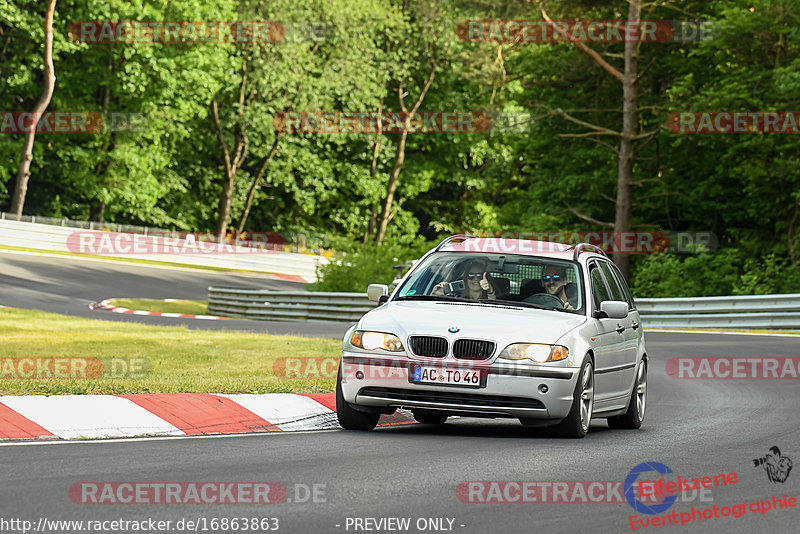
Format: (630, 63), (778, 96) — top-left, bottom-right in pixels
(535, 0), (658, 278)
(9, 0), (56, 219)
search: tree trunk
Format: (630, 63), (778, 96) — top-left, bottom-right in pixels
(613, 0), (641, 279)
(236, 134), (280, 236)
(375, 129), (408, 244)
(212, 59), (249, 240)
(374, 65), (436, 244)
(10, 0), (57, 219)
(364, 101), (383, 243)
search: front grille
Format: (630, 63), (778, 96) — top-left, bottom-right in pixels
(409, 336), (448, 358)
(453, 339), (495, 360)
(358, 387), (545, 410)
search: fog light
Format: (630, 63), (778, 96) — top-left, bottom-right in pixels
(355, 370), (364, 380)
(538, 384), (549, 394)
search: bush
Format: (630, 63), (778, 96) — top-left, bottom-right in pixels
(630, 249), (800, 298)
(309, 238), (435, 293)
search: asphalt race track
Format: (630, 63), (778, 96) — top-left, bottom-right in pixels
(1, 251), (799, 532)
(1, 333), (799, 532)
(0, 251), (350, 338)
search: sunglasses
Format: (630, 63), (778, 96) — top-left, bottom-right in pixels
(542, 275), (562, 282)
(466, 272), (483, 280)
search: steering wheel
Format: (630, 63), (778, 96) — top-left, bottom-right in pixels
(523, 292), (565, 308)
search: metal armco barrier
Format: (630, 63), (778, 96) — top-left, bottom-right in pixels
(636, 294), (800, 329)
(208, 288), (800, 328)
(207, 288), (374, 322)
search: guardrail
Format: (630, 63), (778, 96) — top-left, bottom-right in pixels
(208, 289), (800, 328)
(635, 294), (800, 329)
(0, 219), (327, 282)
(207, 288), (374, 322)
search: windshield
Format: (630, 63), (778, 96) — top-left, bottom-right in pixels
(394, 252), (584, 314)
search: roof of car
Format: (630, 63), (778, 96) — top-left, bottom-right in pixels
(435, 235), (608, 261)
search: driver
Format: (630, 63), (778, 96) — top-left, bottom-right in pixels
(542, 264), (575, 310)
(432, 258), (497, 300)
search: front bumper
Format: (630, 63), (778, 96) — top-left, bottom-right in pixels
(340, 352), (578, 420)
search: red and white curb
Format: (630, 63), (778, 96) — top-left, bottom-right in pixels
(90, 299), (230, 321)
(0, 393), (414, 440)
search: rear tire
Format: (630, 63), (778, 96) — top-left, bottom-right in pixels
(608, 360), (646, 429)
(336, 366), (379, 431)
(413, 410), (448, 425)
(552, 358), (594, 438)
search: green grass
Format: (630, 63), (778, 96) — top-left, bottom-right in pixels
(0, 244), (260, 273)
(110, 298), (210, 316)
(0, 307), (339, 395)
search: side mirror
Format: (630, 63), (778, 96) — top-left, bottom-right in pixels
(367, 284), (389, 303)
(594, 300), (628, 319)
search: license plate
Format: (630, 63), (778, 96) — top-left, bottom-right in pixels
(411, 365), (484, 387)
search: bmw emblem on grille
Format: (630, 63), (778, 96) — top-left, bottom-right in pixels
(448, 326), (460, 333)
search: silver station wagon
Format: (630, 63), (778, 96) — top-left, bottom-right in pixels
(336, 235), (647, 438)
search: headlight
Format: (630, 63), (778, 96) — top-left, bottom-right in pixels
(350, 330), (405, 352)
(498, 343), (568, 363)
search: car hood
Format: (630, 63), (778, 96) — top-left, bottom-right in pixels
(358, 300), (586, 346)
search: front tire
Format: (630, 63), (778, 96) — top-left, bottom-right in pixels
(336, 365), (379, 431)
(608, 360), (646, 429)
(552, 358), (594, 438)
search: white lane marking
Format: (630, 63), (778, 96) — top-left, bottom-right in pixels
(216, 394), (339, 431)
(0, 395), (184, 439)
(645, 328), (800, 338)
(0, 428), (340, 447)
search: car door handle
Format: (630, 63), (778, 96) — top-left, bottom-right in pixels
(631, 321), (639, 330)
(616, 324), (625, 334)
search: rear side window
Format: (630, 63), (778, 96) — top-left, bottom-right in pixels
(590, 266), (611, 309)
(598, 262), (627, 303)
(605, 261), (636, 310)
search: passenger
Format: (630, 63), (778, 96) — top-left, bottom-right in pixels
(541, 264), (575, 310)
(432, 258), (497, 300)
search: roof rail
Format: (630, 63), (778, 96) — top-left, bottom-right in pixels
(435, 234), (478, 251)
(572, 243), (608, 261)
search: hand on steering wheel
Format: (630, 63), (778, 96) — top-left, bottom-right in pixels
(523, 292), (566, 308)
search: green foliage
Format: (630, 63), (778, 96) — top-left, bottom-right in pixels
(631, 250), (742, 298)
(3, 0), (800, 297)
(631, 250), (800, 298)
(309, 238), (434, 292)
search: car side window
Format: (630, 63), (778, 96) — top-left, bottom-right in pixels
(589, 264), (611, 309)
(606, 261), (636, 310)
(598, 261), (627, 303)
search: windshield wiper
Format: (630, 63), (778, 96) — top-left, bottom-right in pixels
(478, 299), (575, 313)
(476, 298), (546, 310)
(394, 294), (467, 302)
